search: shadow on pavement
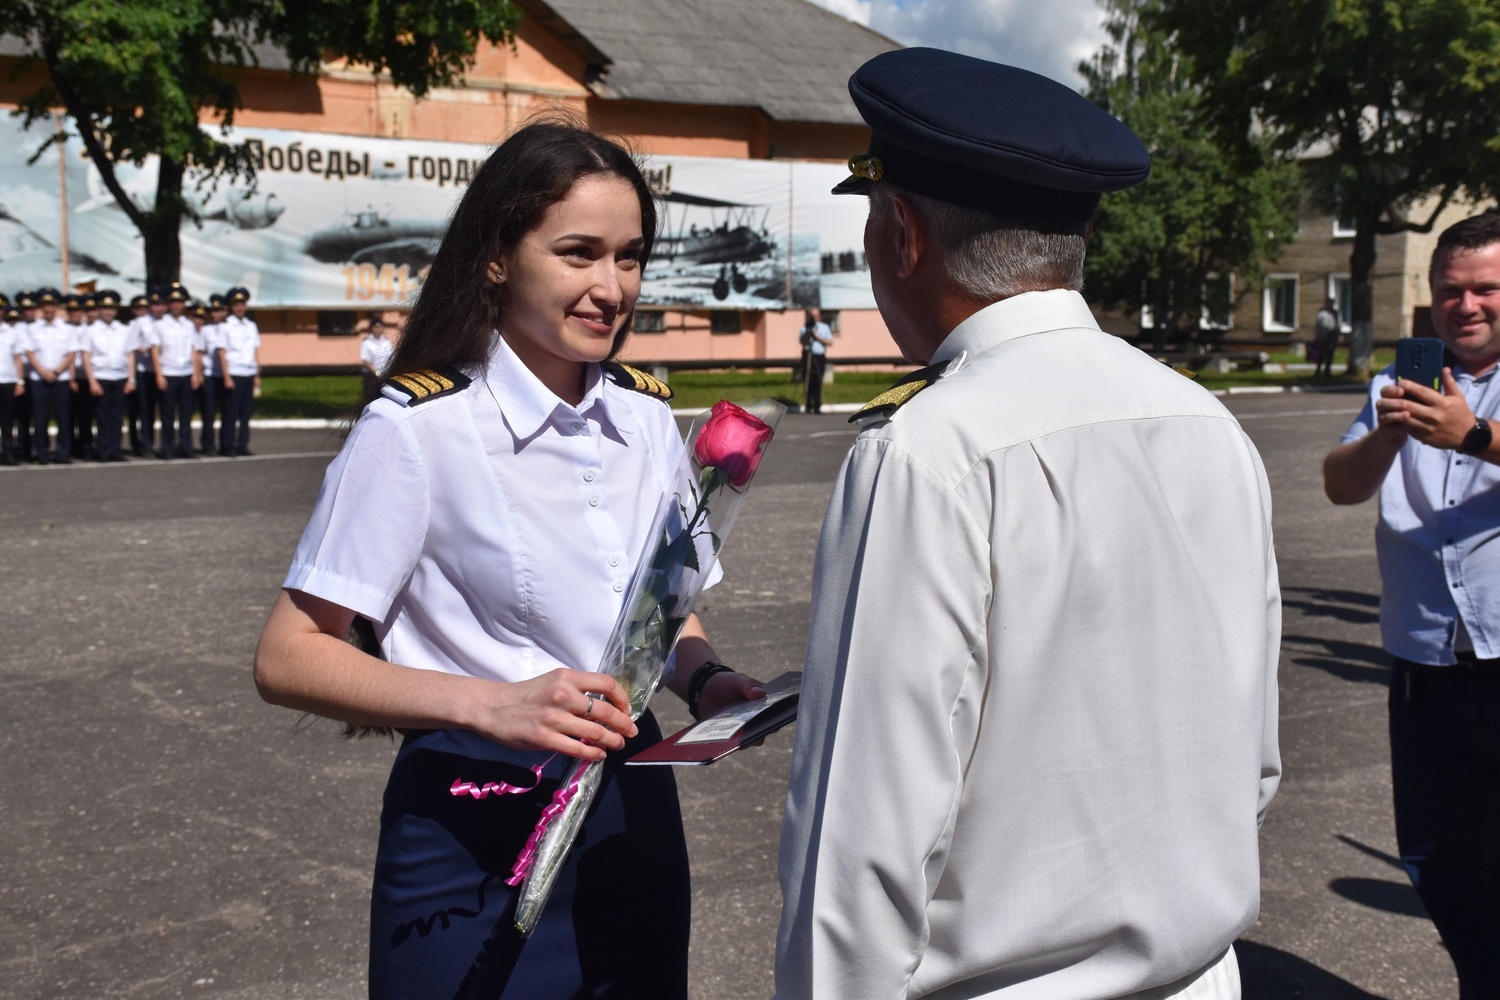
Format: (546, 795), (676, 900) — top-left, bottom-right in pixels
(1238, 939), (1388, 999)
(1328, 878), (1429, 920)
(1282, 634), (1390, 686)
(1282, 587), (1380, 626)
(1335, 834), (1403, 871)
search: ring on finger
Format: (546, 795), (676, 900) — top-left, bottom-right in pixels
(583, 696), (595, 718)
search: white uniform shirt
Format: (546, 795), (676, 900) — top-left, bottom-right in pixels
(152, 314), (197, 377)
(85, 319), (134, 381)
(198, 322), (223, 379)
(285, 334), (716, 684)
(0, 322), (21, 384)
(128, 315), (156, 374)
(777, 291), (1281, 1000)
(360, 333), (395, 376)
(22, 317), (77, 380)
(220, 315), (260, 377)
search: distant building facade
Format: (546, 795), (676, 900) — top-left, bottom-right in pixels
(0, 0), (905, 371)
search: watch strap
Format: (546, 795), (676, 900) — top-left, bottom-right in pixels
(1461, 417), (1492, 455)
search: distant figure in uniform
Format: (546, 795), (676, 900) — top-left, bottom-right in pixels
(358, 314), (394, 397)
(798, 309), (833, 414)
(1314, 296), (1341, 378)
(219, 286), (260, 456)
(151, 283), (201, 459)
(197, 295), (228, 456)
(81, 290), (133, 463)
(22, 287), (76, 464)
(0, 300), (21, 465)
(66, 294), (98, 459)
(255, 122), (764, 1000)
(776, 49), (1282, 1000)
(130, 292), (166, 456)
(12, 291), (38, 462)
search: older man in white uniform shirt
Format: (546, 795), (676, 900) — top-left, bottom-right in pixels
(775, 50), (1281, 1000)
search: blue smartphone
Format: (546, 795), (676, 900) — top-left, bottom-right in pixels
(1394, 337), (1445, 393)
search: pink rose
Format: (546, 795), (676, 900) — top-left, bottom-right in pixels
(694, 401), (774, 488)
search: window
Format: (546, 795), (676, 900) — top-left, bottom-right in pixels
(317, 310), (358, 336)
(1332, 210), (1357, 238)
(1262, 275), (1299, 332)
(709, 310), (741, 334)
(1328, 274), (1353, 331)
(821, 310), (841, 334)
(633, 310), (666, 333)
(1201, 274), (1233, 331)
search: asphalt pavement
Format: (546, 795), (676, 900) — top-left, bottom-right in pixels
(0, 392), (1460, 999)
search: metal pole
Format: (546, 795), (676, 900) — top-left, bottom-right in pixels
(57, 114), (70, 290)
(785, 165), (793, 307)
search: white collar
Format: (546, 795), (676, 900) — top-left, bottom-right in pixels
(932, 289), (1100, 367)
(482, 333), (631, 441)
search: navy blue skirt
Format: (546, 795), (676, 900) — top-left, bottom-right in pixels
(368, 715), (690, 999)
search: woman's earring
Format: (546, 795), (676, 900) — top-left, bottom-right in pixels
(487, 263), (505, 285)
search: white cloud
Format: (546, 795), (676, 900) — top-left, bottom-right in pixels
(810, 0), (1107, 87)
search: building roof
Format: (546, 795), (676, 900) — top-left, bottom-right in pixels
(532, 0), (899, 125)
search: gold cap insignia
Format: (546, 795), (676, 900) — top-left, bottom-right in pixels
(848, 154), (884, 183)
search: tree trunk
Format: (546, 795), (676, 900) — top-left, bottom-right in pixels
(1346, 216), (1378, 379)
(143, 155), (185, 288)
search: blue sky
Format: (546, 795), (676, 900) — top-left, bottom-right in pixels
(809, 0), (1107, 86)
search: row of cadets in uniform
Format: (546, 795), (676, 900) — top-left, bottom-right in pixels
(1, 283), (262, 465)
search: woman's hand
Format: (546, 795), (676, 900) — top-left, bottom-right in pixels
(695, 670), (765, 720)
(471, 669), (638, 762)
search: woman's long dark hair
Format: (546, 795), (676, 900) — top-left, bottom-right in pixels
(363, 119), (658, 408)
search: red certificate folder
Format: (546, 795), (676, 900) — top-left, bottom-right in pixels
(628, 672), (801, 766)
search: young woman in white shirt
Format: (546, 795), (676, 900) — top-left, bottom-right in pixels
(255, 122), (762, 999)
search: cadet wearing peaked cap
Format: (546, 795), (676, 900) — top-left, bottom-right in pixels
(219, 286), (259, 455)
(11, 291), (36, 460)
(777, 48), (1279, 1000)
(124, 294), (153, 455)
(82, 289), (133, 461)
(0, 303), (22, 464)
(21, 286), (76, 462)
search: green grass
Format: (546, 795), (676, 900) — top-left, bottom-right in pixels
(258, 348), (1395, 419)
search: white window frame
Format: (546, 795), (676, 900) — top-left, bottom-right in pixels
(1327, 274), (1353, 333)
(1262, 274), (1299, 333)
(1332, 213), (1357, 238)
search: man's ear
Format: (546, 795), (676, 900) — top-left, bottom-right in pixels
(890, 193), (925, 279)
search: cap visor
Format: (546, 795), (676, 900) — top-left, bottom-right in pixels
(831, 174), (872, 196)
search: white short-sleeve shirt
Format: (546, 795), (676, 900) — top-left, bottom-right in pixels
(220, 315), (260, 376)
(284, 334), (713, 684)
(85, 320), (134, 381)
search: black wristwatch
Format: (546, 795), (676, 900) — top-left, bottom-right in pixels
(1460, 417), (1493, 456)
(686, 661), (733, 720)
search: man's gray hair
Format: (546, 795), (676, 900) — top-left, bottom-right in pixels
(871, 183), (1088, 299)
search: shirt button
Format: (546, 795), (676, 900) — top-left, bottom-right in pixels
(588, 494), (600, 507)
(609, 555), (619, 567)
(612, 581), (624, 593)
(583, 470), (596, 482)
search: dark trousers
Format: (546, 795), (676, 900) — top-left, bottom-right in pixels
(197, 377), (221, 453)
(221, 379), (255, 453)
(71, 382), (95, 458)
(130, 372), (160, 452)
(369, 720), (690, 1000)
(30, 379), (72, 461)
(160, 375), (194, 456)
(0, 384), (15, 462)
(95, 380), (126, 460)
(13, 382), (32, 459)
(804, 353), (827, 413)
(1390, 658), (1500, 998)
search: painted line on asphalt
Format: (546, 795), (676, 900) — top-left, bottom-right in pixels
(1233, 407), (1362, 421)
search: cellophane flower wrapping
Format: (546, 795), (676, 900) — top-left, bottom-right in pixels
(512, 399), (786, 935)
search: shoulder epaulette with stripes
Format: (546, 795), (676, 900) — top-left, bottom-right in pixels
(848, 360), (950, 424)
(383, 366), (472, 406)
(603, 361), (673, 402)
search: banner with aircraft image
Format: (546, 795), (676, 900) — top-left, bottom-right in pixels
(0, 119), (874, 312)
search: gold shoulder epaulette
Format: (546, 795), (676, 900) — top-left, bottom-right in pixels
(603, 361), (673, 402)
(383, 366), (473, 406)
(1170, 364), (1200, 380)
(849, 361), (949, 424)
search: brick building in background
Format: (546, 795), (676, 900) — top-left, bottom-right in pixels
(0, 0), (902, 372)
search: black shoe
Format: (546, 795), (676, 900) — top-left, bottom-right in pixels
(177, 449), (197, 459)
(155, 449), (168, 460)
(235, 447), (253, 457)
(52, 455), (72, 465)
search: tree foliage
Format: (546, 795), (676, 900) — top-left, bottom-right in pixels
(1157, 0), (1500, 374)
(0, 0), (520, 285)
(1081, 0), (1301, 348)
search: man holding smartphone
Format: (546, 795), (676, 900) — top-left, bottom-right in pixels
(1322, 213), (1500, 995)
